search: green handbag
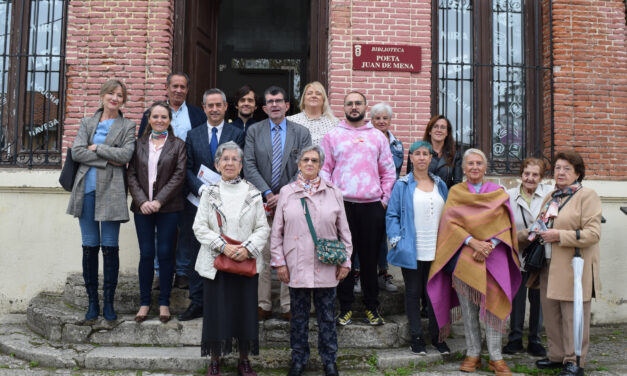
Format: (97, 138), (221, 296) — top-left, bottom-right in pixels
(301, 198), (347, 265)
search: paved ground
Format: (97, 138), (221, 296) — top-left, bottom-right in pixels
(0, 322), (625, 376)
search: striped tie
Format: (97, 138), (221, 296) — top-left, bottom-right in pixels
(271, 125), (282, 192)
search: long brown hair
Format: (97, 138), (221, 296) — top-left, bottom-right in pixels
(423, 114), (456, 166)
(142, 101), (174, 139)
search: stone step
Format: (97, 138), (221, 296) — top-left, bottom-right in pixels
(27, 291), (428, 348)
(2, 314), (467, 373)
(62, 272), (406, 316)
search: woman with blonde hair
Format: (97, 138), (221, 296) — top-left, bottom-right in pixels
(288, 81), (338, 146)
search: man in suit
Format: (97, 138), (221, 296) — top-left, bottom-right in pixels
(137, 72), (207, 141)
(244, 86), (312, 321)
(177, 88), (245, 321)
(230, 84), (258, 136)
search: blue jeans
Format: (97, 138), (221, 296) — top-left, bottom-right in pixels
(134, 211), (180, 306)
(176, 200), (203, 306)
(79, 192), (120, 247)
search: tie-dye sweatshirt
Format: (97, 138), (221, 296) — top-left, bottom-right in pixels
(320, 120), (396, 204)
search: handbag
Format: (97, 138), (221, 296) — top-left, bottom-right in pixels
(213, 211), (257, 277)
(59, 148), (79, 192)
(301, 198), (347, 265)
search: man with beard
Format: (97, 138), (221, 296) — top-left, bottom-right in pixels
(320, 91), (396, 326)
(230, 85), (258, 136)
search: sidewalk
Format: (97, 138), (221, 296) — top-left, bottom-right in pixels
(0, 317), (625, 375)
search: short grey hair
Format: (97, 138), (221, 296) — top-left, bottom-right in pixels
(215, 141), (243, 162)
(202, 88), (227, 105)
(296, 145), (325, 167)
(370, 102), (393, 119)
(462, 148), (488, 167)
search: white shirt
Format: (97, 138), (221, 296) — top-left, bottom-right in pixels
(207, 121), (225, 144)
(287, 112), (338, 146)
(413, 186), (445, 261)
(170, 101), (192, 141)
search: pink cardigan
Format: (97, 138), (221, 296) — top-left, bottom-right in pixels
(270, 179), (353, 288)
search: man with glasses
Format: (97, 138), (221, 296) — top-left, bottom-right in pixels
(177, 88), (245, 321)
(320, 91), (396, 326)
(244, 86), (312, 321)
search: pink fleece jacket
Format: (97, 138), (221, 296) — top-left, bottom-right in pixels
(320, 120), (396, 205)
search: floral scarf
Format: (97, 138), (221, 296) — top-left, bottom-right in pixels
(295, 171), (320, 195)
(222, 176), (242, 185)
(538, 181), (582, 227)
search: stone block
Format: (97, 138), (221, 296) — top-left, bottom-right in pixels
(62, 324), (92, 343)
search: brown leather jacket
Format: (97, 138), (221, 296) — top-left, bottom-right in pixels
(127, 134), (187, 213)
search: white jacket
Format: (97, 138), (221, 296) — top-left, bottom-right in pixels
(193, 180), (270, 280)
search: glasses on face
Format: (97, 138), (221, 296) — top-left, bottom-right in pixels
(301, 158), (319, 164)
(265, 99), (285, 105)
(432, 124), (447, 130)
(555, 165), (573, 172)
(220, 157), (241, 163)
(344, 101), (364, 107)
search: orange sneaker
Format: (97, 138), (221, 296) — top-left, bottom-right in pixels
(460, 356), (482, 372)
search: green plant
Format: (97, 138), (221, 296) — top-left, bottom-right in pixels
(28, 361), (39, 368)
(453, 351), (465, 360)
(367, 353), (378, 372)
(596, 366), (609, 371)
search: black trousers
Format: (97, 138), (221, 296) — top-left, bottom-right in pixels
(402, 263), (439, 343)
(337, 201), (385, 312)
(508, 271), (544, 344)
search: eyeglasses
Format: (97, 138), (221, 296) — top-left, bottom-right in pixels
(432, 124), (447, 130)
(301, 158), (320, 164)
(220, 157), (241, 163)
(555, 166), (573, 172)
(344, 101), (364, 107)
(265, 99), (285, 105)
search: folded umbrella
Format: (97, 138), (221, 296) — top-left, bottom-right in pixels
(572, 247), (584, 368)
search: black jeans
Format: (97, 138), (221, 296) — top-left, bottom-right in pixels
(508, 271), (543, 344)
(402, 263), (439, 343)
(289, 287), (337, 367)
(337, 201), (385, 312)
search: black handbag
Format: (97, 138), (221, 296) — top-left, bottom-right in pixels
(59, 148), (79, 192)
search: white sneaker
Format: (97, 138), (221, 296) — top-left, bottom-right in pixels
(378, 273), (398, 292)
(354, 278), (362, 294)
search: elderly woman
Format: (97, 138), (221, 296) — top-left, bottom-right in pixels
(193, 141), (270, 376)
(530, 151), (601, 376)
(386, 141), (450, 355)
(503, 158), (552, 356)
(271, 145), (352, 376)
(67, 79), (136, 321)
(287, 81), (338, 146)
(406, 115), (463, 188)
(127, 101), (187, 324)
(427, 148), (520, 376)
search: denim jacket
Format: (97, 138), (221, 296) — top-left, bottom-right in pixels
(388, 131), (404, 179)
(385, 172), (448, 269)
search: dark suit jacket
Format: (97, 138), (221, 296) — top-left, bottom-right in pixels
(137, 103), (207, 139)
(185, 122), (245, 196)
(127, 135), (187, 213)
(243, 118), (312, 195)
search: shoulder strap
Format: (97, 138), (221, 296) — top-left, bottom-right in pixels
(558, 189), (578, 212)
(300, 198), (318, 243)
(519, 205), (529, 228)
(215, 211), (223, 234)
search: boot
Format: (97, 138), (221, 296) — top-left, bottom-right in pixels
(102, 246), (119, 321)
(82, 245), (100, 320)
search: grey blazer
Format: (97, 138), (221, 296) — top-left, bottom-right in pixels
(244, 118), (312, 195)
(66, 110), (136, 222)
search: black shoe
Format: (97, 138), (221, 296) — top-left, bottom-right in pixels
(173, 275), (189, 289)
(558, 362), (584, 376)
(410, 337), (427, 355)
(177, 303), (203, 321)
(502, 339), (524, 354)
(536, 358), (563, 369)
(101, 246), (119, 321)
(435, 341), (450, 355)
(287, 363), (305, 376)
(324, 362), (339, 376)
(527, 342), (547, 357)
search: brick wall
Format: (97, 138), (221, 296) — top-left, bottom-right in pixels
(327, 0), (432, 155)
(62, 0), (174, 153)
(548, 0), (627, 180)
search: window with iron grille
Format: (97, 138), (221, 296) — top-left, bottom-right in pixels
(433, 0), (553, 174)
(1, 0), (66, 168)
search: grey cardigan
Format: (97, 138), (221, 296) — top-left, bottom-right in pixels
(66, 110), (136, 222)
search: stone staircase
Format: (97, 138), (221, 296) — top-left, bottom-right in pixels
(0, 272), (467, 373)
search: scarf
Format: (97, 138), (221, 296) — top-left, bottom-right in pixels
(538, 181), (582, 227)
(222, 176), (242, 185)
(295, 171), (321, 195)
(151, 130), (168, 140)
(427, 181), (521, 340)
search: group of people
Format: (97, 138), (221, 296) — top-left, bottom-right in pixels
(66, 74), (601, 376)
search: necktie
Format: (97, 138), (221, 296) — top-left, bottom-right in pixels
(210, 127), (218, 160)
(271, 125), (282, 192)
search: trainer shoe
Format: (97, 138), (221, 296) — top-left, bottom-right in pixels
(435, 341), (450, 355)
(410, 337), (427, 355)
(336, 310), (352, 326)
(364, 309), (385, 326)
(378, 273), (398, 292)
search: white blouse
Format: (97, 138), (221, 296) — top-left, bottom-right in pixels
(413, 186), (445, 261)
(287, 112), (338, 146)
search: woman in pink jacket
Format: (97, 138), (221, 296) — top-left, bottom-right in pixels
(271, 145), (353, 376)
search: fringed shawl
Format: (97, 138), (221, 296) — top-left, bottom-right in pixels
(427, 181), (521, 340)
